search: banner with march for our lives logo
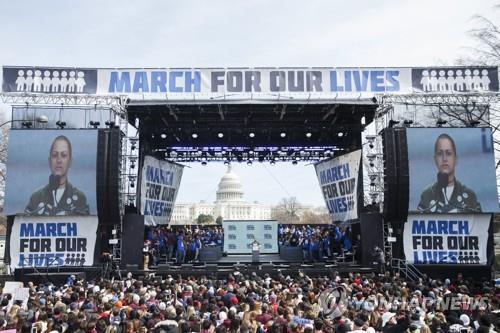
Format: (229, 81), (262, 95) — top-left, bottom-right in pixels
(315, 150), (361, 222)
(9, 216), (98, 269)
(403, 214), (490, 265)
(140, 156), (184, 225)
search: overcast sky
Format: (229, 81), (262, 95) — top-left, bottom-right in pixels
(0, 0), (498, 206)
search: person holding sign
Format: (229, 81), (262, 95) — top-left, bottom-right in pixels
(417, 133), (481, 213)
(25, 135), (89, 216)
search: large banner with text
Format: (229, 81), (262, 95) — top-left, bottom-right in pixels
(223, 220), (278, 254)
(403, 214), (490, 265)
(10, 216), (98, 269)
(140, 156), (184, 225)
(3, 66), (498, 102)
(315, 150), (361, 222)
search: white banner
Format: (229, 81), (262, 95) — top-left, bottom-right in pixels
(315, 150), (361, 222)
(96, 67), (412, 101)
(403, 214), (491, 265)
(5, 66), (500, 101)
(140, 156), (184, 225)
(10, 216), (98, 269)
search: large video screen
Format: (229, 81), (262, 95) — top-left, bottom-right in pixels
(4, 130), (98, 216)
(407, 128), (499, 213)
(223, 220), (278, 254)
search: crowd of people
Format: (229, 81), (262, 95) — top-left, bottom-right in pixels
(0, 270), (499, 333)
(278, 226), (355, 262)
(143, 226), (224, 266)
(142, 225), (355, 266)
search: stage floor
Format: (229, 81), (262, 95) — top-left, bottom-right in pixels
(216, 254), (284, 263)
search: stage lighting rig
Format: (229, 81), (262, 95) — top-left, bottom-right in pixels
(105, 120), (116, 128)
(56, 121), (67, 129)
(403, 119), (413, 127)
(89, 121), (100, 128)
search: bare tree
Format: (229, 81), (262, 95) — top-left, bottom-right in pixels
(272, 197), (300, 224)
(458, 6), (500, 66)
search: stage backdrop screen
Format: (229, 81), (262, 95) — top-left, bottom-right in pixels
(4, 130), (98, 216)
(403, 214), (490, 265)
(223, 220), (278, 254)
(407, 128), (499, 213)
(9, 216), (98, 269)
(314, 150), (361, 222)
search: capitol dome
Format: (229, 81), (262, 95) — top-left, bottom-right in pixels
(216, 165), (244, 202)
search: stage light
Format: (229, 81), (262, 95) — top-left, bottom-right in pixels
(337, 132), (344, 137)
(306, 132), (312, 138)
(201, 161), (207, 166)
(56, 121), (67, 129)
(436, 119), (447, 127)
(469, 120), (480, 127)
(224, 160), (230, 165)
(89, 121), (100, 128)
(21, 121), (32, 128)
(280, 132), (286, 138)
(403, 119), (413, 126)
(292, 160), (298, 165)
(247, 160), (252, 165)
(249, 132), (255, 138)
(388, 120), (400, 128)
(105, 121), (116, 128)
(270, 159), (276, 165)
(160, 133), (167, 139)
(192, 133), (198, 139)
(218, 132), (224, 138)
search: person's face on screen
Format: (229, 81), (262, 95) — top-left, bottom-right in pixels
(49, 139), (72, 182)
(434, 137), (456, 179)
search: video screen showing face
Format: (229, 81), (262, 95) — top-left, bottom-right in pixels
(4, 130), (97, 216)
(407, 128), (499, 213)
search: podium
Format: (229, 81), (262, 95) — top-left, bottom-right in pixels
(252, 243), (260, 263)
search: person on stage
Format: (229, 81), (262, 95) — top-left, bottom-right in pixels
(417, 133), (481, 213)
(25, 135), (89, 216)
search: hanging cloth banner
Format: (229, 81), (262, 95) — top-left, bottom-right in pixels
(140, 156), (184, 225)
(10, 216), (98, 269)
(403, 214), (490, 264)
(314, 150), (361, 222)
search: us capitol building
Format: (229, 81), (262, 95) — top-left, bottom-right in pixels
(170, 165), (272, 224)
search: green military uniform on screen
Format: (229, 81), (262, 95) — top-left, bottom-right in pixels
(25, 182), (89, 216)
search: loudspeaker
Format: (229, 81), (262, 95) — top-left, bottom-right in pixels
(157, 264), (170, 270)
(279, 246), (303, 262)
(96, 128), (122, 225)
(121, 214), (145, 266)
(382, 127), (409, 223)
(126, 264), (138, 271)
(359, 213), (384, 266)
